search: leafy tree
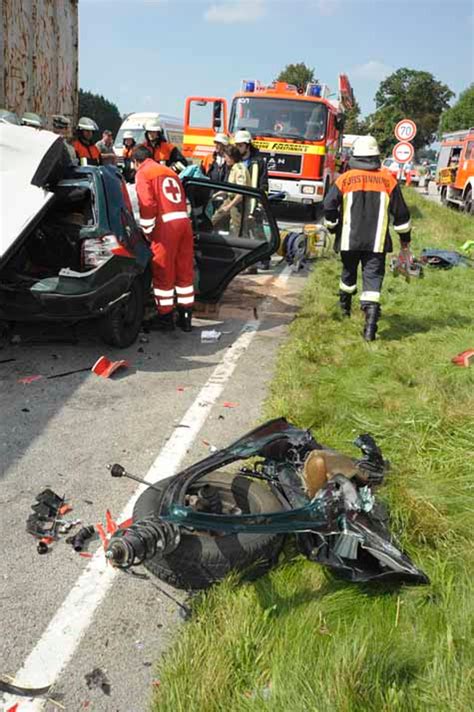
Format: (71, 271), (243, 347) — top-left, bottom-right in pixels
(439, 84), (474, 134)
(78, 89), (122, 137)
(343, 99), (368, 135)
(276, 62), (315, 91)
(366, 68), (453, 155)
(416, 147), (437, 162)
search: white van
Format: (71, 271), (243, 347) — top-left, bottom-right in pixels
(114, 112), (184, 158)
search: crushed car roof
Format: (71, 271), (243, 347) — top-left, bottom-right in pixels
(0, 123), (67, 264)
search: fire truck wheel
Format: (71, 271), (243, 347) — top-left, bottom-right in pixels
(440, 187), (448, 206)
(462, 188), (473, 215)
(132, 473), (286, 590)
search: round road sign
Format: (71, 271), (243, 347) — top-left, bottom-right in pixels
(392, 141), (414, 164)
(395, 119), (417, 142)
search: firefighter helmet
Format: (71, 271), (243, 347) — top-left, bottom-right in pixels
(352, 135), (379, 157)
(21, 112), (43, 128)
(234, 129), (252, 144)
(123, 130), (135, 140)
(77, 116), (99, 131)
(144, 119), (163, 133)
(214, 132), (229, 145)
(52, 114), (70, 129)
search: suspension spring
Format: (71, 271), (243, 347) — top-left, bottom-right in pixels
(105, 517), (181, 569)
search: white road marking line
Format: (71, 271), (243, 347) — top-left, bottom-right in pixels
(2, 265), (292, 711)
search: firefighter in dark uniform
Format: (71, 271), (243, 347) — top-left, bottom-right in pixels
(323, 135), (411, 341)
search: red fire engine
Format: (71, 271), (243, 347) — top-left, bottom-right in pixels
(183, 76), (354, 213)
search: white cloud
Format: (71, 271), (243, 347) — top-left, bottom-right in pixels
(351, 60), (393, 81)
(204, 0), (266, 24)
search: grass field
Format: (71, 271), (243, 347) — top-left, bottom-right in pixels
(153, 191), (474, 712)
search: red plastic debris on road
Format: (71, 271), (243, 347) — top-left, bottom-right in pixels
(92, 356), (130, 378)
(17, 375), (43, 384)
(222, 401), (239, 408)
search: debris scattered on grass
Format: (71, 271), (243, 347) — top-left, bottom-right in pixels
(452, 349), (474, 367)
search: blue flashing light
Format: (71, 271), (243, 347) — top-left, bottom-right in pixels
(309, 84), (322, 97)
(244, 81), (256, 92)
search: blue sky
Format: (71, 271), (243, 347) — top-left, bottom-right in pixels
(79, 0), (474, 120)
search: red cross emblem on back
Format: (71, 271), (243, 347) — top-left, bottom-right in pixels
(162, 176), (182, 204)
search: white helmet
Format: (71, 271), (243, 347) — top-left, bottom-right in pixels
(77, 116), (99, 131)
(352, 135), (379, 157)
(123, 130), (135, 139)
(144, 119), (162, 132)
(234, 129), (252, 144)
(214, 132), (229, 145)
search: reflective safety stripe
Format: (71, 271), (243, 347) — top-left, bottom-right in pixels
(360, 291), (380, 303)
(159, 298), (175, 306)
(162, 211), (188, 223)
(324, 218), (338, 229)
(153, 288), (174, 297)
(394, 220), (411, 233)
(340, 192), (353, 251)
(142, 225), (154, 235)
(339, 281), (357, 294)
(175, 285), (194, 295)
(177, 295), (194, 305)
(140, 217), (156, 227)
(373, 193), (389, 253)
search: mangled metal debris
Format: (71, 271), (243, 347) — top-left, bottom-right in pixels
(105, 418), (429, 588)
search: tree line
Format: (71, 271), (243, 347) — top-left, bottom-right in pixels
(277, 62), (474, 155)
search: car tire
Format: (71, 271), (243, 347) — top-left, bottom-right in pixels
(132, 473), (286, 590)
(98, 275), (144, 348)
(440, 187), (448, 206)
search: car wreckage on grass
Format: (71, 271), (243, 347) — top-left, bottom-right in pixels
(106, 418), (429, 589)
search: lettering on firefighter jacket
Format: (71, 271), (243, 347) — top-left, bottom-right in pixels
(323, 167), (411, 253)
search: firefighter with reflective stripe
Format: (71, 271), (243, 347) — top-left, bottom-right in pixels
(323, 135), (411, 341)
(133, 145), (194, 332)
(72, 117), (101, 166)
(140, 119), (188, 174)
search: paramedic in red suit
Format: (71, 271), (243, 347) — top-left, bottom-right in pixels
(133, 146), (194, 332)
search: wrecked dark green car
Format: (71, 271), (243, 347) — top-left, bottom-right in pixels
(107, 418), (429, 590)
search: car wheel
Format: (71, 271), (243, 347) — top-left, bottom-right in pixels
(133, 473), (286, 590)
(98, 275), (144, 348)
(462, 188), (473, 215)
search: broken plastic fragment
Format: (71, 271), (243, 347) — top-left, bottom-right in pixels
(92, 356), (130, 378)
(201, 329), (222, 343)
(452, 350), (474, 367)
(18, 375), (43, 384)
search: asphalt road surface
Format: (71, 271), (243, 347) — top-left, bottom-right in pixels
(0, 205), (314, 711)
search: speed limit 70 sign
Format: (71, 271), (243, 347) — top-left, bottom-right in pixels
(395, 119), (417, 142)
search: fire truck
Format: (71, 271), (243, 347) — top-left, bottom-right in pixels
(436, 128), (474, 214)
(183, 76), (354, 213)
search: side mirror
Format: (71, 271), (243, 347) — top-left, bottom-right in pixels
(213, 102), (222, 130)
(335, 114), (345, 132)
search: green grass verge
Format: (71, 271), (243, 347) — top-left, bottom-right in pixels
(153, 191), (474, 712)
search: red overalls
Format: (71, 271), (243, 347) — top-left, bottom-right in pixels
(135, 159), (194, 315)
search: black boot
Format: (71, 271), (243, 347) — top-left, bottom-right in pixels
(176, 307), (192, 332)
(144, 311), (175, 332)
(362, 303), (380, 342)
(339, 290), (352, 317)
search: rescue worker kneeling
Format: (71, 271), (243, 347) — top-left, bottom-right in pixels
(133, 146), (194, 332)
(323, 135), (411, 341)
